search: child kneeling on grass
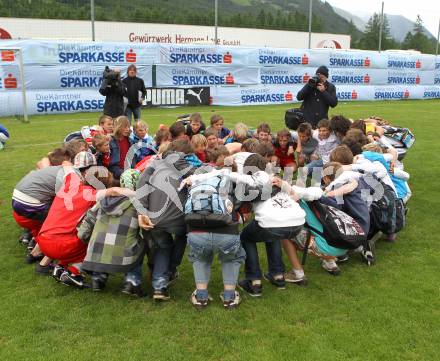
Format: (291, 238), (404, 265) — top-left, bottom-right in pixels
(239, 175), (323, 297)
(36, 152), (131, 289)
(78, 169), (146, 297)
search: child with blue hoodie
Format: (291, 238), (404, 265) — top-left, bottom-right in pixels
(129, 120), (155, 164)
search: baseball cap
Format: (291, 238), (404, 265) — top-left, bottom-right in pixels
(73, 151), (97, 169)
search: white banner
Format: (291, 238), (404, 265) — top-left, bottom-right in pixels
(0, 89), (104, 115)
(0, 40), (158, 65)
(3, 64), (152, 90)
(156, 65), (259, 87)
(157, 44), (256, 66)
(211, 85), (302, 106)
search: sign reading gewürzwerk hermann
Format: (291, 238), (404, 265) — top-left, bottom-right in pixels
(144, 87), (210, 107)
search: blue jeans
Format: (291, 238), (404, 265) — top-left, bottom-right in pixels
(187, 232), (245, 286)
(125, 106), (141, 123)
(240, 220), (302, 280)
(150, 226), (187, 290)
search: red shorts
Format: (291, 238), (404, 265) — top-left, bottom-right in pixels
(13, 211), (43, 238)
(37, 233), (87, 267)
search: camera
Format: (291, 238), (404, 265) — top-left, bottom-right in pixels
(103, 66), (120, 83)
(308, 76), (320, 86)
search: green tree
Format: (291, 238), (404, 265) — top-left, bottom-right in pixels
(401, 15), (434, 53)
(358, 13), (396, 50)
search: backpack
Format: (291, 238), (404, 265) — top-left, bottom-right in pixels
(307, 201), (367, 249)
(285, 108), (304, 130)
(184, 175), (235, 228)
(383, 125), (415, 149)
(362, 173), (406, 235)
(369, 181), (406, 235)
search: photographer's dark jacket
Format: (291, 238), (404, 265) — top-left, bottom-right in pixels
(99, 78), (127, 118)
(297, 82), (338, 128)
(122, 76), (146, 109)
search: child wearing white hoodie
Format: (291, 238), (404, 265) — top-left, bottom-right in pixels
(238, 178), (323, 297)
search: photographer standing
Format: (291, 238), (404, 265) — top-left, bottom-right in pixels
(99, 67), (127, 118)
(297, 66), (338, 129)
(123, 65), (146, 123)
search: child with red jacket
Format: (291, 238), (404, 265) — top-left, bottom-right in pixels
(37, 152), (130, 288)
(273, 129), (297, 172)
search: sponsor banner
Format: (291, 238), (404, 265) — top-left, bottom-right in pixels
(386, 70), (434, 86)
(335, 85), (427, 101)
(158, 44), (255, 66)
(256, 49), (326, 67)
(0, 64), (21, 90)
(421, 86), (440, 99)
(0, 64), (152, 90)
(260, 66), (317, 85)
(156, 65), (259, 87)
(144, 87), (210, 106)
(386, 53), (435, 71)
(435, 71), (440, 85)
(0, 40), (158, 65)
(211, 84), (301, 106)
(0, 89), (104, 115)
(327, 50), (386, 69)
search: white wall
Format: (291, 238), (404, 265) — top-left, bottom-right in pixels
(0, 17), (351, 49)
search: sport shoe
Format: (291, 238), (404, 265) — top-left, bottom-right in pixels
(321, 259), (341, 276)
(52, 265), (65, 282)
(263, 273), (286, 289)
(238, 279), (262, 297)
(284, 270), (308, 286)
(385, 233), (397, 242)
(336, 254), (349, 263)
(121, 282), (145, 298)
(35, 263), (54, 275)
(220, 291), (241, 310)
(19, 231), (32, 246)
(153, 287), (170, 301)
(92, 278), (106, 292)
(190, 290), (209, 310)
(25, 253), (43, 264)
(361, 249), (375, 266)
(59, 271), (85, 289)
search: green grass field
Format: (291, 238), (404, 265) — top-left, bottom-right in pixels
(1, 100), (439, 361)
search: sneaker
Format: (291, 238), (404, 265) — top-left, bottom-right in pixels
(35, 263), (54, 275)
(263, 273), (286, 289)
(361, 249), (375, 266)
(284, 270), (308, 286)
(238, 279), (262, 297)
(385, 233), (397, 242)
(336, 254), (349, 263)
(190, 290), (209, 310)
(59, 271), (85, 289)
(92, 278), (106, 292)
(121, 282), (145, 297)
(19, 231), (32, 246)
(153, 287), (170, 301)
(24, 253), (43, 264)
(321, 259), (341, 276)
(52, 265), (65, 282)
(220, 291), (241, 310)
(27, 238), (36, 252)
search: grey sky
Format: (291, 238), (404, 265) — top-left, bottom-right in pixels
(326, 0), (439, 37)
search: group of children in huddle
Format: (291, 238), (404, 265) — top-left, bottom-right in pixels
(12, 111), (411, 310)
